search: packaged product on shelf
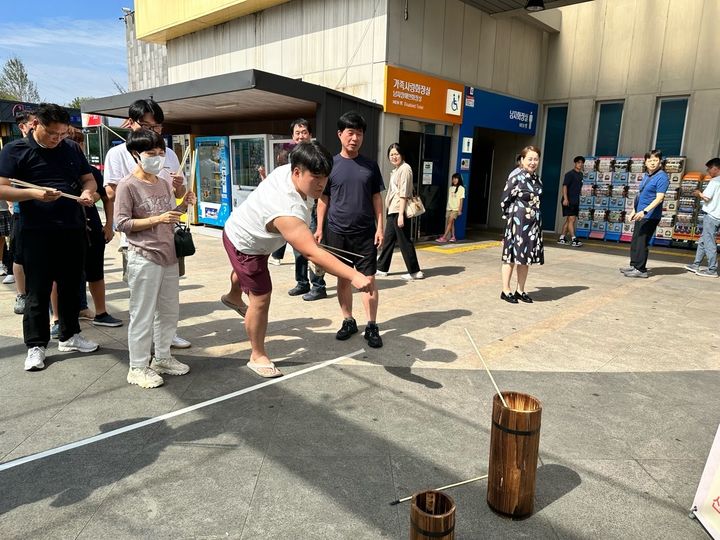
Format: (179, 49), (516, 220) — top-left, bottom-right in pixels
(613, 157), (631, 172)
(583, 157), (598, 173)
(597, 157), (614, 173)
(609, 196), (625, 210)
(664, 157), (686, 174)
(580, 195), (594, 208)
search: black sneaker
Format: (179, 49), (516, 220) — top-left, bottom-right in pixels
(288, 283), (310, 296)
(93, 312), (123, 327)
(364, 324), (383, 348)
(571, 238), (583, 247)
(302, 288), (327, 301)
(557, 236), (567, 245)
(336, 318), (358, 341)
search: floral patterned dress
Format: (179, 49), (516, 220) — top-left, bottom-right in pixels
(500, 168), (544, 265)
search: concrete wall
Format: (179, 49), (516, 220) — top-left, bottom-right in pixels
(385, 0), (546, 103)
(125, 12), (168, 92)
(544, 0), (720, 171)
(164, 0), (388, 106)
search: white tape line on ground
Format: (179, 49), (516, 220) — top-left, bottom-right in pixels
(0, 349), (365, 472)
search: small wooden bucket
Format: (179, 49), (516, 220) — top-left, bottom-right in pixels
(486, 391), (542, 518)
(410, 490), (456, 539)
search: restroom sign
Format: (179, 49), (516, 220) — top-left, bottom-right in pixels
(462, 137), (473, 154)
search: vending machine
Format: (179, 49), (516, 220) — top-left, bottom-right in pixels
(195, 136), (231, 227)
(268, 138), (294, 173)
(229, 135), (270, 208)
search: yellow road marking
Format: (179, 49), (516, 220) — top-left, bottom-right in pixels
(418, 241), (502, 254)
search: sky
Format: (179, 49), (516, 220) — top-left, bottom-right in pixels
(0, 0), (131, 106)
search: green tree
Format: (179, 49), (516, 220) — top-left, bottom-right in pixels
(0, 56), (40, 102)
(68, 96), (94, 109)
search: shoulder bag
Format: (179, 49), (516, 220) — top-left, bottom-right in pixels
(405, 193), (426, 218)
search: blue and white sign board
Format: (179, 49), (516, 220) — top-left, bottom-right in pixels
(463, 87), (538, 135)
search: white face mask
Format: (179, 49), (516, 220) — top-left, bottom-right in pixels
(139, 153), (166, 175)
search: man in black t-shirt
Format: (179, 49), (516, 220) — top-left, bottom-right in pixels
(0, 103), (99, 371)
(316, 112), (385, 348)
(558, 156), (585, 247)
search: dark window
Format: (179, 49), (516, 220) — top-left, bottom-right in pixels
(594, 102), (623, 156)
(654, 98), (688, 156)
(540, 105), (568, 230)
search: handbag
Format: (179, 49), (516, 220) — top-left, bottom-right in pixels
(174, 223), (195, 257)
(405, 195), (426, 218)
(174, 203), (196, 258)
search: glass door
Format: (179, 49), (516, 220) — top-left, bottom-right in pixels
(229, 135), (268, 208)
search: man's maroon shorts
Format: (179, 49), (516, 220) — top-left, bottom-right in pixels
(222, 232), (272, 295)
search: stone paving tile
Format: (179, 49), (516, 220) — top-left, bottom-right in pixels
(0, 233), (714, 539)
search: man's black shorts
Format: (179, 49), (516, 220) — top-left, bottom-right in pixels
(562, 204), (580, 217)
(324, 228), (377, 277)
(85, 228), (106, 282)
(9, 213), (23, 264)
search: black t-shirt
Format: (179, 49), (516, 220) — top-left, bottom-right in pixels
(0, 132), (92, 230)
(324, 154), (385, 235)
(562, 169), (583, 205)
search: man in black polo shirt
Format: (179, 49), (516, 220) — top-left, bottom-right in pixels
(316, 111), (385, 348)
(0, 103), (99, 371)
(558, 156), (585, 247)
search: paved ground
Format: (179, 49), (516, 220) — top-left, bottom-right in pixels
(0, 229), (717, 539)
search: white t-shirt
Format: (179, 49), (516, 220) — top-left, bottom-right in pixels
(103, 142), (182, 189)
(701, 176), (720, 219)
(224, 164), (311, 255)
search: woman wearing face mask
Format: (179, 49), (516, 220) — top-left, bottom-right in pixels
(115, 129), (197, 388)
(619, 149), (669, 278)
(499, 145), (544, 304)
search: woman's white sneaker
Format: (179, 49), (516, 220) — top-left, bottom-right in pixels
(150, 356), (190, 376)
(171, 335), (192, 349)
(401, 271), (425, 280)
(58, 333), (99, 353)
(127, 367), (164, 388)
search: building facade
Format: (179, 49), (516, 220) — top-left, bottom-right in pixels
(125, 0), (720, 237)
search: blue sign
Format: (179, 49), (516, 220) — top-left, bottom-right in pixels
(463, 87), (538, 135)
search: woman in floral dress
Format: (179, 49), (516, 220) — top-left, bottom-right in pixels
(500, 145), (543, 304)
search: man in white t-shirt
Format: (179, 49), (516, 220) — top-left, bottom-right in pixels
(103, 99), (191, 348)
(221, 141), (372, 378)
(685, 158), (720, 277)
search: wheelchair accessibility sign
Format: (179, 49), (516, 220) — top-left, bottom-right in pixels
(446, 89), (462, 116)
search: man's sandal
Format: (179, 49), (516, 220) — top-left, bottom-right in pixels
(221, 295), (249, 317)
(246, 361), (283, 378)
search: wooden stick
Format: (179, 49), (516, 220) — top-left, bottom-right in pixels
(176, 145), (192, 176)
(389, 475), (488, 505)
(9, 179), (83, 202)
(464, 328), (508, 408)
(188, 149), (197, 194)
(318, 244), (353, 264)
(319, 243), (365, 258)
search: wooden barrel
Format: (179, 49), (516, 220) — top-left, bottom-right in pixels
(410, 490), (456, 539)
(486, 391), (542, 518)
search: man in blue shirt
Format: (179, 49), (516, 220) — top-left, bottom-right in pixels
(620, 150), (669, 278)
(316, 112), (385, 348)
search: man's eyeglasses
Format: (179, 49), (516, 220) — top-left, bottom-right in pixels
(39, 124), (68, 138)
(138, 122), (163, 132)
